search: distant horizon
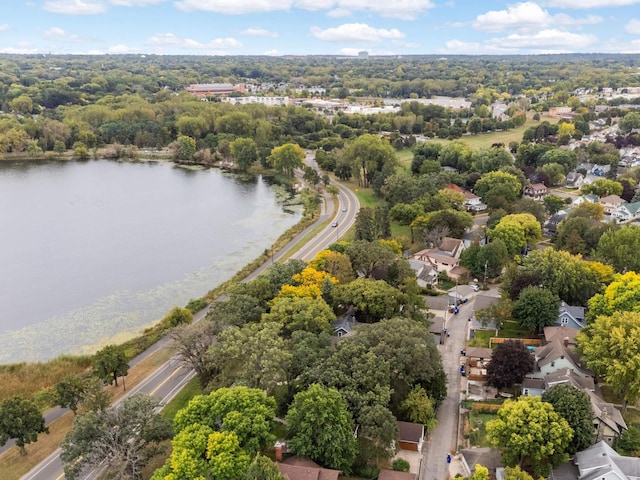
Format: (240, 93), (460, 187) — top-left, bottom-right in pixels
(1, 1), (640, 56)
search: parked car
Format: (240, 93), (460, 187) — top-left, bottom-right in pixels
(471, 284), (480, 292)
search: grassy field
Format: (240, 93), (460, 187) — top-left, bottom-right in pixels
(395, 149), (413, 175)
(469, 320), (538, 348)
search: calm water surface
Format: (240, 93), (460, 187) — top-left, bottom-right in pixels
(0, 159), (301, 363)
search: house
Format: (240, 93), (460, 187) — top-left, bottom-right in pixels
(549, 106), (572, 118)
(565, 171), (584, 188)
(462, 227), (487, 249)
(522, 367), (594, 397)
(544, 211), (569, 235)
(529, 337), (592, 379)
(572, 194), (599, 206)
(331, 306), (360, 337)
(614, 200), (640, 222)
(586, 390), (628, 444)
(471, 294), (501, 331)
(459, 448), (502, 478)
(521, 377), (546, 397)
(556, 302), (586, 329)
(544, 325), (580, 346)
(446, 183), (487, 211)
(439, 237), (466, 258)
(550, 441), (640, 480)
(409, 258), (439, 288)
(523, 183), (548, 201)
(378, 471), (416, 480)
(277, 457), (341, 480)
(410, 237), (466, 276)
(397, 421), (425, 453)
(600, 194), (626, 215)
(464, 346), (493, 382)
(448, 265), (470, 283)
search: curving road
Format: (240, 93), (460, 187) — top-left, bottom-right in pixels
(19, 158), (359, 480)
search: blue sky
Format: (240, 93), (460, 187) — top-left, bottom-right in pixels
(1, 0), (640, 56)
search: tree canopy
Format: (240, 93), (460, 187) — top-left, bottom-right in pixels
(485, 340), (534, 390)
(542, 385), (594, 454)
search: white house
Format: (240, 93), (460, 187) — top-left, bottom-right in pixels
(529, 337), (592, 379)
(600, 194), (626, 216)
(614, 201), (640, 222)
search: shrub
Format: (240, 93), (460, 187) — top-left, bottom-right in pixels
(392, 459), (410, 472)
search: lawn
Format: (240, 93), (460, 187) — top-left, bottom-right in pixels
(395, 149), (414, 175)
(465, 410), (498, 448)
(469, 320), (538, 348)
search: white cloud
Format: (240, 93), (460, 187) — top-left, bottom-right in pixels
(0, 42), (39, 54)
(175, 0), (292, 14)
(175, 0), (433, 19)
(626, 18), (640, 34)
(310, 23), (405, 43)
(264, 49), (282, 55)
(0, 24), (9, 32)
(443, 39), (483, 53)
(474, 2), (601, 33)
(43, 0), (107, 14)
(107, 44), (141, 53)
(327, 8), (351, 17)
(108, 0), (166, 5)
(539, 0), (640, 7)
(44, 27), (86, 41)
(241, 27), (278, 37)
(485, 29), (597, 50)
(145, 33), (242, 50)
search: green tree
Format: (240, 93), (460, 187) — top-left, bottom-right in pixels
(618, 111), (640, 133)
(577, 311), (640, 413)
(421, 209), (473, 238)
(175, 134), (197, 161)
(356, 404), (399, 467)
(474, 171), (522, 209)
(332, 278), (406, 323)
(400, 386), (437, 432)
(162, 306), (193, 328)
(581, 178), (623, 197)
(595, 224), (640, 273)
(486, 396), (572, 477)
(0, 397), (48, 455)
(61, 394), (171, 480)
(587, 271), (640, 320)
(344, 240), (397, 278)
(342, 134), (396, 188)
(10, 94), (33, 114)
(92, 344), (129, 387)
(503, 466), (534, 480)
(286, 384), (357, 472)
(489, 213), (541, 256)
(174, 386), (276, 453)
(485, 340), (534, 390)
(54, 375), (92, 415)
(269, 143), (305, 176)
(543, 195), (566, 215)
(512, 286), (561, 332)
(262, 296), (335, 336)
(438, 141), (473, 172)
(542, 385), (594, 454)
(469, 465), (489, 480)
(473, 147), (513, 174)
(207, 323), (291, 395)
(230, 137), (259, 172)
(169, 319), (220, 388)
(617, 424), (640, 456)
(244, 454), (285, 480)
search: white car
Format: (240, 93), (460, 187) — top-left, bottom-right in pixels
(471, 284), (480, 292)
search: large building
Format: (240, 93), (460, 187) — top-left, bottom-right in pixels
(185, 83), (246, 97)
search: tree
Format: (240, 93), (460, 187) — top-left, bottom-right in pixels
(512, 286), (560, 332)
(577, 311), (640, 413)
(469, 465), (489, 480)
(262, 296), (335, 336)
(489, 213), (541, 256)
(269, 143), (305, 176)
(286, 384), (357, 472)
(207, 292), (265, 327)
(356, 404), (399, 467)
(0, 397), (48, 455)
(344, 240), (397, 278)
(581, 178), (623, 198)
(543, 194), (566, 215)
(485, 340), (534, 390)
(308, 249), (354, 284)
(174, 386), (276, 453)
(170, 319), (220, 387)
(473, 147), (513, 174)
(175, 135), (196, 161)
(230, 137), (259, 172)
(400, 386), (437, 432)
(10, 94), (34, 114)
(92, 344), (129, 387)
(342, 134), (396, 188)
(486, 396), (572, 477)
(152, 425), (250, 480)
(207, 322), (291, 394)
(421, 209), (473, 238)
(54, 375), (92, 415)
(162, 306), (193, 328)
(473, 171), (522, 208)
(245, 454), (285, 480)
(617, 424), (640, 456)
(618, 111), (640, 133)
(62, 394), (171, 480)
(503, 466), (534, 480)
(332, 278), (406, 323)
(542, 385), (594, 454)
(595, 224), (640, 273)
(587, 271), (640, 320)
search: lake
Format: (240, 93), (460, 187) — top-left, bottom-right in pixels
(0, 159), (301, 363)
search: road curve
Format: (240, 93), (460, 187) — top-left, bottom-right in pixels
(20, 160), (359, 480)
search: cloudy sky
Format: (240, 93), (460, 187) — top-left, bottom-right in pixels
(1, 0), (640, 56)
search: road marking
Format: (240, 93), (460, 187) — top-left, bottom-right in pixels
(149, 365), (184, 397)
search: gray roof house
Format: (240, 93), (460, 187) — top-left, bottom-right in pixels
(529, 337), (592, 379)
(331, 306), (360, 337)
(585, 389), (628, 445)
(556, 302), (586, 329)
(550, 441), (640, 480)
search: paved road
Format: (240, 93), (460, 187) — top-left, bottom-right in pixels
(19, 159), (359, 480)
(420, 298), (475, 480)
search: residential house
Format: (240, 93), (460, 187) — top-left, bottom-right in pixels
(408, 258), (438, 288)
(544, 325), (580, 346)
(591, 164), (610, 177)
(565, 171), (584, 188)
(471, 294), (501, 331)
(550, 441), (640, 480)
(445, 183), (487, 212)
(410, 237), (466, 276)
(529, 337), (592, 379)
(521, 378), (546, 397)
(586, 390), (628, 445)
(331, 306), (360, 337)
(462, 227), (487, 249)
(397, 421), (425, 453)
(523, 183), (549, 201)
(459, 448), (502, 478)
(544, 211), (569, 235)
(600, 194), (626, 216)
(614, 200), (640, 222)
(277, 457), (341, 480)
(448, 265), (470, 283)
(556, 302), (586, 329)
(572, 193), (599, 206)
(522, 368), (594, 397)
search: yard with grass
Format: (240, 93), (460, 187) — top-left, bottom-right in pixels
(469, 320), (539, 348)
